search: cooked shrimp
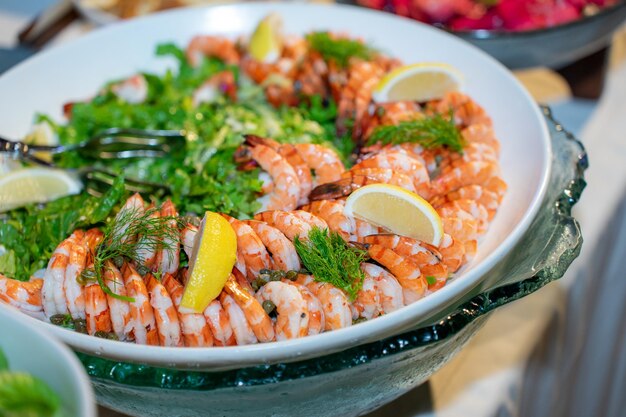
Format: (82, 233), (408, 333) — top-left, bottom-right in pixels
(365, 244), (427, 304)
(84, 279), (112, 336)
(353, 270), (381, 321)
(295, 51), (329, 98)
(238, 138), (300, 211)
(102, 263), (133, 341)
(254, 210), (313, 241)
(362, 235), (448, 286)
(293, 143), (346, 185)
(186, 35), (240, 67)
(440, 142), (499, 174)
(162, 273), (213, 347)
(280, 145), (314, 205)
(0, 275), (44, 320)
(121, 264), (159, 346)
(255, 281), (309, 340)
(430, 91), (492, 128)
(308, 175), (387, 201)
(353, 218), (379, 243)
(361, 263), (404, 314)
(135, 205), (160, 270)
(430, 161), (500, 198)
(284, 280), (325, 336)
(192, 70), (237, 106)
(290, 210), (328, 231)
(110, 74), (147, 104)
(222, 214), (271, 281)
(220, 293), (258, 345)
(432, 184), (501, 221)
(351, 150), (431, 197)
(63, 233), (88, 320)
(181, 223), (198, 260)
(440, 199), (489, 235)
(244, 136), (313, 206)
(84, 228), (104, 262)
(438, 233), (466, 273)
(243, 220), (300, 271)
(345, 168), (417, 192)
(296, 274), (352, 330)
(460, 124), (500, 155)
(300, 200), (355, 241)
(224, 274), (275, 342)
(337, 60), (385, 137)
(42, 231), (84, 318)
(145, 274), (182, 347)
(113, 193), (145, 244)
(203, 299), (237, 346)
(157, 200), (180, 274)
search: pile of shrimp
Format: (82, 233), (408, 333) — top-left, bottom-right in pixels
(0, 31), (507, 346)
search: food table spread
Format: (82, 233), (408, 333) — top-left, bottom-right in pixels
(0, 1), (624, 416)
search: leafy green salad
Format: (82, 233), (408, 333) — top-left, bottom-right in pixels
(0, 347), (63, 417)
(0, 43), (351, 282)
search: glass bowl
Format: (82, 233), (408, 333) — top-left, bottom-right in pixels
(78, 107), (586, 417)
(453, 1), (626, 69)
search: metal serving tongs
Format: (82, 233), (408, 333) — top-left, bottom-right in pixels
(0, 128), (186, 196)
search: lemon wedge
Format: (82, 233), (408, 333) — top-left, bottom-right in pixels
(249, 13), (283, 63)
(180, 211), (237, 313)
(344, 184), (443, 246)
(0, 168), (82, 212)
(372, 63), (463, 103)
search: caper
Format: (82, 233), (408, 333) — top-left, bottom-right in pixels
(113, 256), (124, 269)
(73, 319), (88, 334)
(94, 331), (119, 340)
(251, 280), (261, 291)
(259, 269), (271, 275)
(50, 314), (69, 326)
(77, 268), (96, 285)
(299, 268), (310, 275)
(285, 270), (298, 281)
(262, 300), (276, 315)
(352, 317), (367, 325)
(259, 273), (271, 282)
(136, 264), (150, 276)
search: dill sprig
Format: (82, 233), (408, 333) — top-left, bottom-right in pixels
(367, 112), (465, 153)
(90, 205), (181, 301)
(294, 228), (368, 301)
(306, 32), (375, 68)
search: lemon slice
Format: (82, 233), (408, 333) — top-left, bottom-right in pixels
(181, 211), (237, 313)
(249, 13), (283, 63)
(0, 168), (82, 212)
(344, 184), (443, 246)
(372, 63), (463, 103)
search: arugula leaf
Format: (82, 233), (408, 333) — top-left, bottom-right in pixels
(0, 372), (61, 417)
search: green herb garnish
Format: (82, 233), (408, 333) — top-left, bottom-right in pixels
(294, 228), (368, 301)
(367, 112), (465, 152)
(92, 205), (181, 301)
(0, 348), (61, 417)
(426, 276), (437, 286)
(306, 32), (375, 68)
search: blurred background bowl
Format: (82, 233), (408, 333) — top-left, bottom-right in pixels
(352, 1), (626, 69)
(0, 306), (97, 417)
(453, 2), (626, 69)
